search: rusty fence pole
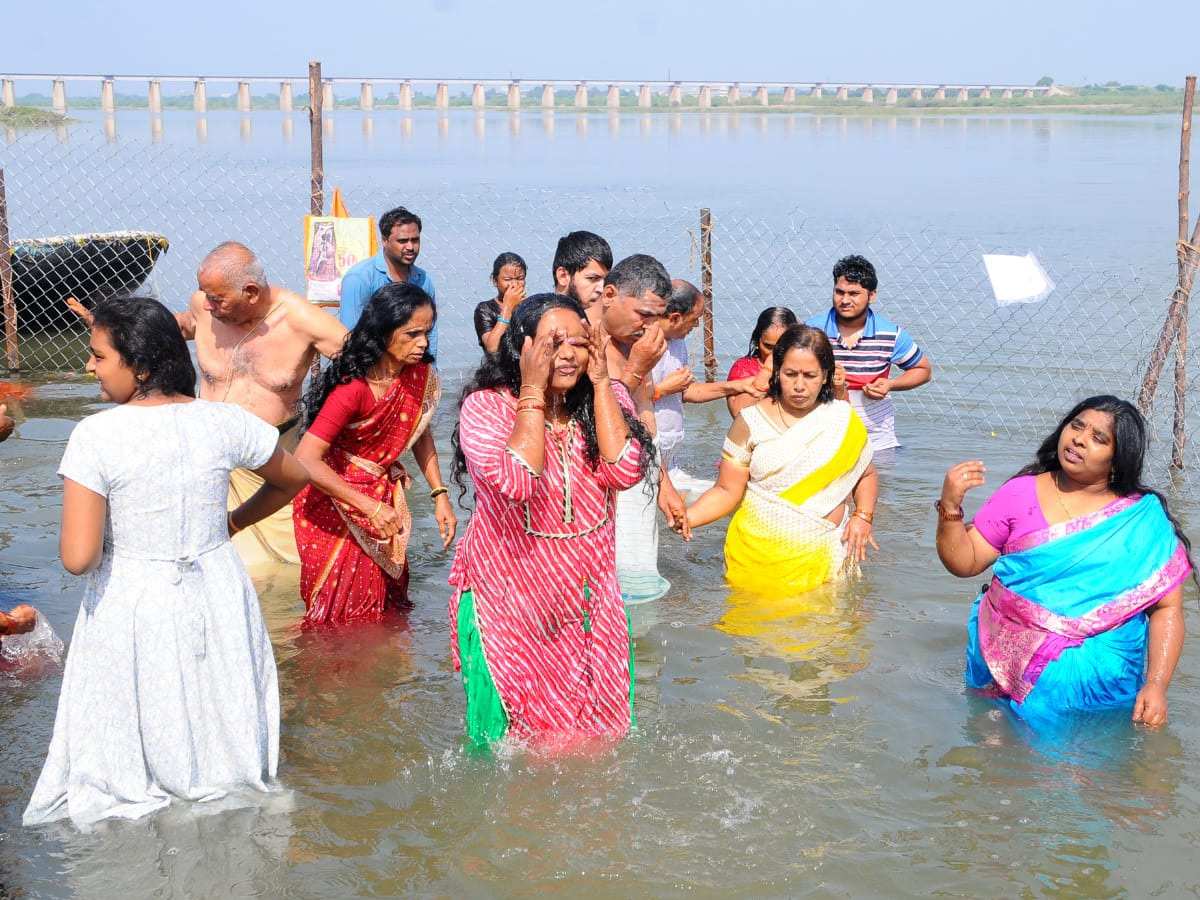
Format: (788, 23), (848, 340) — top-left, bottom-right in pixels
(1138, 76), (1200, 470)
(700, 207), (716, 382)
(309, 61), (324, 216)
(0, 170), (18, 372)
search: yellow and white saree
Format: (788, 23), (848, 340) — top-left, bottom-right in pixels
(723, 400), (873, 596)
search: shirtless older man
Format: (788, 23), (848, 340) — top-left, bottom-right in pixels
(186, 242), (347, 564)
(72, 241), (347, 565)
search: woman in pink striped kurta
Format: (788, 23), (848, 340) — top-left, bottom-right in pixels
(449, 293), (656, 745)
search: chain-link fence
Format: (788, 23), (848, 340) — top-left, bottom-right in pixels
(2, 122), (1196, 485)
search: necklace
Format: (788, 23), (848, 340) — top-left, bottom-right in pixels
(1051, 471), (1075, 520)
(773, 401), (796, 431)
(221, 301), (282, 402)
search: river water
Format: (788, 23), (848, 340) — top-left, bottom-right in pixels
(1, 109), (1199, 898)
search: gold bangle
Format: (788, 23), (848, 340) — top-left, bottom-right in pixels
(228, 510), (242, 535)
(430, 486), (449, 500)
(852, 508), (874, 524)
(366, 499), (384, 520)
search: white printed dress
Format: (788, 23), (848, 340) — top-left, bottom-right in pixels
(24, 400), (281, 826)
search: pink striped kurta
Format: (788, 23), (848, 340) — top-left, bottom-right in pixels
(449, 388), (646, 738)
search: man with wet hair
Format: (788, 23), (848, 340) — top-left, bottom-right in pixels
(339, 205), (439, 358)
(552, 230), (613, 308)
(805, 254), (931, 451)
(651, 280), (761, 484)
(589, 254), (687, 602)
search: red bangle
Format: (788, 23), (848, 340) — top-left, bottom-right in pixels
(934, 500), (964, 521)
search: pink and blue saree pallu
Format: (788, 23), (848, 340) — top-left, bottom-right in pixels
(966, 494), (1190, 721)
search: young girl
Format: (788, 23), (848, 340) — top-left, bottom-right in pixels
(473, 252), (527, 353)
(24, 296), (308, 826)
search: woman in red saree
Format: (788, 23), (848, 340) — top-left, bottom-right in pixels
(294, 283), (456, 626)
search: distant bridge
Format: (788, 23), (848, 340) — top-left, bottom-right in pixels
(0, 73), (1051, 114)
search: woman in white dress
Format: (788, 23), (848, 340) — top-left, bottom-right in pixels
(24, 296), (309, 826)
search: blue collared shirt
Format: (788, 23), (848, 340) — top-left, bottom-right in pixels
(338, 251), (438, 359)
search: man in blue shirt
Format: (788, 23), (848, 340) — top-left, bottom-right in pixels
(338, 206), (438, 358)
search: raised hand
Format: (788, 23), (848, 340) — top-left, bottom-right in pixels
(584, 318), (612, 385)
(941, 460), (986, 512)
(66, 296), (94, 327)
(519, 328), (559, 394)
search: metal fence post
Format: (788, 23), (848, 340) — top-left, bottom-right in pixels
(700, 207), (715, 382)
(0, 170), (18, 372)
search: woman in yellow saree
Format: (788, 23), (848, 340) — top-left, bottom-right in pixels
(685, 325), (879, 596)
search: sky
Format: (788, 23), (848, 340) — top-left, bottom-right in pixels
(4, 0), (1197, 88)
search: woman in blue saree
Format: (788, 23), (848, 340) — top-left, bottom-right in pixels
(935, 396), (1190, 726)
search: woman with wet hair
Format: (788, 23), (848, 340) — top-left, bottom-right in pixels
(473, 251), (528, 353)
(449, 292), (655, 745)
(294, 281), (455, 627)
(25, 296), (308, 826)
(688, 324), (878, 596)
(937, 395), (1191, 727)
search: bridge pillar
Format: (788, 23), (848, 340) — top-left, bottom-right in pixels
(278, 81), (292, 111)
(695, 85), (708, 108)
(435, 82), (449, 109)
(784, 86), (796, 102)
(836, 86), (848, 100)
(193, 79), (208, 113)
(1024, 89), (1035, 99)
(101, 79), (115, 112)
(911, 87), (923, 101)
(884, 87), (898, 106)
(238, 81), (252, 111)
(399, 81), (413, 109)
(541, 83), (555, 108)
(1, 79), (14, 109)
(756, 85), (769, 106)
(861, 86), (874, 103)
(607, 84), (620, 108)
(322, 81), (334, 110)
(956, 87), (969, 102)
(809, 85), (821, 99)
(574, 82), (588, 107)
(52, 79), (67, 114)
(361, 82), (375, 111)
(727, 83), (741, 104)
(507, 82), (521, 109)
(148, 80), (162, 113)
(933, 87), (946, 100)
(1001, 88), (1013, 100)
(638, 84), (651, 108)
(980, 87), (991, 99)
(670, 84), (683, 106)
(471, 82), (485, 109)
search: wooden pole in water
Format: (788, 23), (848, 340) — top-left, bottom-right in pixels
(0, 170), (18, 373)
(309, 61), (324, 216)
(1137, 76), (1200, 469)
(700, 207), (716, 382)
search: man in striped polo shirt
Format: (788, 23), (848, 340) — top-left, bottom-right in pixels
(805, 255), (932, 451)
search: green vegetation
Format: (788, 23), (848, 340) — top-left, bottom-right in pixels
(0, 106), (70, 128)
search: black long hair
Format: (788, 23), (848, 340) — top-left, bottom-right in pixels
(767, 324), (836, 405)
(1017, 395), (1195, 577)
(450, 292), (657, 502)
(302, 282), (434, 429)
(90, 296), (196, 398)
(744, 306), (798, 359)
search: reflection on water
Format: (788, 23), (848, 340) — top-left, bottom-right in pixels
(2, 105), (1199, 894)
